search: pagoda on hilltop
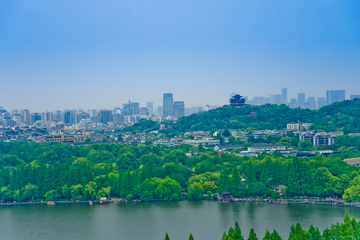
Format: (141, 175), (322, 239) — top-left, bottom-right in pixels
(229, 94), (246, 107)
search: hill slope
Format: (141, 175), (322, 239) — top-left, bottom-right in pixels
(129, 99), (360, 133)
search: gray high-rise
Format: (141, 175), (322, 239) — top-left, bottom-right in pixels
(146, 102), (153, 115)
(163, 93), (174, 117)
(297, 93), (306, 106)
(99, 109), (112, 124)
(23, 109), (30, 125)
(318, 97), (327, 109)
(326, 90), (345, 104)
(174, 101), (185, 119)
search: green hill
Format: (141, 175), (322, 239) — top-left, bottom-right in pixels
(131, 99), (360, 133)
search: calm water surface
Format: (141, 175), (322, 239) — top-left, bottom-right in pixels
(1, 201), (360, 240)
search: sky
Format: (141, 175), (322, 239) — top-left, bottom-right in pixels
(1, 0), (360, 112)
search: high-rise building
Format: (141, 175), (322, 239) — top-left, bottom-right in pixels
(317, 97), (327, 109)
(326, 90), (345, 104)
(297, 93), (306, 106)
(12, 114), (22, 125)
(31, 113), (41, 124)
(289, 98), (297, 108)
(99, 109), (112, 124)
(275, 95), (282, 105)
(258, 97), (266, 105)
(41, 111), (52, 125)
(63, 110), (71, 124)
(269, 94), (276, 104)
(307, 97), (316, 110)
(123, 102), (140, 115)
(23, 109), (30, 125)
(350, 95), (360, 100)
(163, 93), (174, 117)
(174, 101), (185, 119)
(157, 106), (163, 116)
(113, 107), (121, 114)
(146, 102), (153, 115)
(90, 109), (97, 117)
(281, 88), (288, 104)
(133, 102), (140, 115)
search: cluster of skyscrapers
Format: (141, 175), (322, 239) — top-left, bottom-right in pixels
(0, 93), (188, 128)
(162, 93), (185, 119)
(2, 89), (356, 128)
(246, 88), (359, 110)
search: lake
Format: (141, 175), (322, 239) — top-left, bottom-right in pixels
(1, 201), (359, 240)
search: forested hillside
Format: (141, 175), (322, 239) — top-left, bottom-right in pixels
(127, 99), (360, 134)
(1, 140), (360, 203)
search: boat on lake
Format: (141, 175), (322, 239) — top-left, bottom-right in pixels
(99, 197), (108, 204)
(47, 201), (56, 205)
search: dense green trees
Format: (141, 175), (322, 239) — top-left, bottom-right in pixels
(0, 140), (360, 202)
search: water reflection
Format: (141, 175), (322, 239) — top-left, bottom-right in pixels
(0, 201), (359, 240)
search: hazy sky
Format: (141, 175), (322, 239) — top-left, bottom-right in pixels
(1, 0), (360, 112)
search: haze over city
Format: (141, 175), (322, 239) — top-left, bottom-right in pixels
(1, 0), (360, 111)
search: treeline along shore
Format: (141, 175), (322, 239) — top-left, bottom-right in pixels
(164, 213), (360, 240)
(1, 137), (360, 204)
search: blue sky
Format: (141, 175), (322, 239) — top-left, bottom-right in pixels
(1, 0), (360, 111)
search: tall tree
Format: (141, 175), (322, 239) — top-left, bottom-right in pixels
(218, 169), (230, 193)
(247, 228), (258, 240)
(120, 171), (132, 198)
(270, 230), (282, 240)
(230, 166), (241, 196)
(263, 230), (271, 240)
(189, 233), (194, 240)
(233, 221), (244, 240)
(246, 161), (256, 183)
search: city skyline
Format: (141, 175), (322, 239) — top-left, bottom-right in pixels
(0, 88), (356, 112)
(1, 1), (360, 111)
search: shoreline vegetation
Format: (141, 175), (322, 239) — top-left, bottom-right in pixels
(1, 140), (360, 205)
(0, 197), (357, 207)
(164, 213), (360, 240)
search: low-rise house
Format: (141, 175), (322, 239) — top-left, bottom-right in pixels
(313, 132), (343, 147)
(313, 133), (329, 147)
(271, 183), (287, 195)
(287, 123), (301, 130)
(299, 132), (314, 144)
(252, 130), (267, 139)
(248, 143), (286, 152)
(236, 151), (259, 157)
(153, 138), (174, 147)
(344, 158), (360, 166)
(214, 144), (245, 152)
(328, 132), (343, 145)
(287, 123), (312, 131)
(183, 137), (220, 148)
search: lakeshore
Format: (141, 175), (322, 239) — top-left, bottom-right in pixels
(0, 197), (357, 208)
